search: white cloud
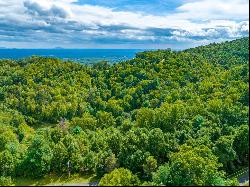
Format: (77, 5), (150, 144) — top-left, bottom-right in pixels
(23, 0), (71, 18)
(0, 0), (248, 48)
(170, 20), (249, 40)
(177, 0), (249, 20)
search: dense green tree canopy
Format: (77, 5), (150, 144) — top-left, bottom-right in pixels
(99, 168), (140, 186)
(0, 37), (248, 185)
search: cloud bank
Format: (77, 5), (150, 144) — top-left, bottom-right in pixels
(0, 0), (249, 48)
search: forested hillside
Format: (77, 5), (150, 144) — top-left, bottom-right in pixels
(0, 37), (249, 186)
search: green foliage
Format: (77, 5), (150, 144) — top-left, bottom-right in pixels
(99, 168), (140, 186)
(51, 141), (68, 174)
(224, 178), (239, 186)
(0, 38), (249, 185)
(213, 135), (236, 171)
(70, 113), (97, 131)
(96, 111), (116, 128)
(96, 152), (119, 178)
(0, 150), (15, 177)
(17, 123), (34, 143)
(23, 134), (53, 178)
(152, 163), (171, 185)
(0, 176), (14, 186)
(153, 145), (226, 186)
(143, 156), (157, 179)
(233, 125), (249, 162)
(0, 125), (18, 151)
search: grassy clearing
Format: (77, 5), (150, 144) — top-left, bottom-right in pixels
(14, 173), (97, 186)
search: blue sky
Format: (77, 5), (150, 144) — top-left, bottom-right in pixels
(75, 0), (182, 15)
(0, 0), (249, 49)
